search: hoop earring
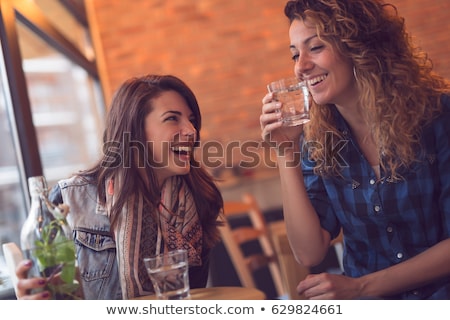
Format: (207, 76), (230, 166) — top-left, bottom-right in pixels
(353, 66), (359, 82)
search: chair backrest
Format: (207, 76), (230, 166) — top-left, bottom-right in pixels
(219, 193), (287, 298)
(2, 242), (23, 297)
(330, 229), (344, 273)
(268, 220), (309, 299)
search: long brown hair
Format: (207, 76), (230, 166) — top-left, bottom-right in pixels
(285, 0), (450, 179)
(80, 74), (223, 248)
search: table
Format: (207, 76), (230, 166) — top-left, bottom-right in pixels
(133, 286), (266, 300)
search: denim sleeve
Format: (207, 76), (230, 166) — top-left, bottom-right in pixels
(301, 153), (341, 240)
(436, 94), (450, 238)
(48, 183), (63, 205)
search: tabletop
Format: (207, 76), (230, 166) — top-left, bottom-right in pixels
(133, 286), (266, 300)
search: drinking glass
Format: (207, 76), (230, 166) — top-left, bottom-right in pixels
(267, 77), (311, 126)
(144, 249), (190, 300)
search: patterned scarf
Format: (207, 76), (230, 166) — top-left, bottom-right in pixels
(106, 176), (203, 299)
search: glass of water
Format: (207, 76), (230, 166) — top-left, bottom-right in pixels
(267, 77), (311, 126)
(144, 249), (190, 300)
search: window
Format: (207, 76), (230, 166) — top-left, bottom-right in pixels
(0, 0), (104, 298)
(19, 20), (103, 186)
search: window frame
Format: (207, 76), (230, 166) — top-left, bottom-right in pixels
(0, 0), (100, 206)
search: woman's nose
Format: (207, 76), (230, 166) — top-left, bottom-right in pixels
(296, 54), (313, 75)
(181, 121), (196, 139)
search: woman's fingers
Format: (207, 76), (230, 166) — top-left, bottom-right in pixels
(260, 92), (303, 150)
(16, 277), (49, 299)
(16, 259), (32, 280)
(261, 117), (283, 143)
(260, 93), (283, 140)
(17, 287), (50, 300)
(15, 259), (49, 299)
(261, 94), (281, 115)
(261, 92), (274, 104)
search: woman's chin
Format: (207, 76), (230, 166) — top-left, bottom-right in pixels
(170, 163), (191, 176)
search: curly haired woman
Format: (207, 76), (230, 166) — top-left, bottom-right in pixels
(260, 0), (450, 299)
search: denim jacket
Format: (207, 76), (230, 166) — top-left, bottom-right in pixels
(50, 176), (122, 299)
(49, 175), (211, 300)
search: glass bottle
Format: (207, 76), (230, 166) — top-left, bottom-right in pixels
(20, 175), (83, 299)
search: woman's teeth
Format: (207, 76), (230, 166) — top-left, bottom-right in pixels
(171, 146), (191, 154)
(307, 74), (327, 86)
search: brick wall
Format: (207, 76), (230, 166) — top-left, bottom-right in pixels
(392, 0), (450, 79)
(86, 0), (450, 174)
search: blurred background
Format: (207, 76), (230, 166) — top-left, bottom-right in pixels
(1, 0), (449, 299)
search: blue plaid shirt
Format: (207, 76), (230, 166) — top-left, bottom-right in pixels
(301, 94), (450, 299)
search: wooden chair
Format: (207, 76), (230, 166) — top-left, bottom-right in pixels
(2, 242), (23, 297)
(330, 229), (344, 273)
(268, 221), (309, 299)
(219, 193), (289, 299)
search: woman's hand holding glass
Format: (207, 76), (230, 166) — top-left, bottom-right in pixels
(260, 92), (304, 155)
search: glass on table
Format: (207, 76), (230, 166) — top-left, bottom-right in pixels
(144, 249), (190, 300)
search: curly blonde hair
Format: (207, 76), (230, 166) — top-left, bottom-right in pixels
(285, 0), (450, 179)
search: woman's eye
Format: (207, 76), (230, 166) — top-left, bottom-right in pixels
(311, 45), (324, 52)
(165, 115), (178, 122)
(291, 54), (299, 62)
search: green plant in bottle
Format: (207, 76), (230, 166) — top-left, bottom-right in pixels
(20, 176), (83, 299)
(34, 202), (81, 299)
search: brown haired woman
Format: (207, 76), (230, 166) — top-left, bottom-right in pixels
(260, 0), (450, 299)
(16, 74), (224, 299)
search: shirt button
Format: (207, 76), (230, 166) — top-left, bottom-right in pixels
(374, 205), (381, 212)
(396, 252), (403, 259)
(370, 179), (376, 185)
(386, 226), (393, 233)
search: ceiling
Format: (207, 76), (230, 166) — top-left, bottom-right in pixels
(15, 0), (87, 59)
